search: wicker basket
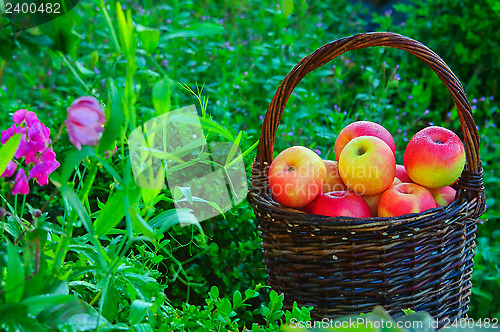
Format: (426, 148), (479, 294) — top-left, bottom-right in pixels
(247, 32), (486, 326)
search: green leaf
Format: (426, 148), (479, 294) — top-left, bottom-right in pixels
(140, 165), (164, 206)
(75, 62), (95, 76)
(224, 131), (242, 166)
(209, 286), (219, 300)
(129, 206), (156, 240)
(269, 290), (280, 304)
(0, 134), (20, 176)
(281, 0), (294, 17)
(161, 23), (224, 41)
(233, 290), (242, 308)
(244, 289), (259, 299)
(94, 190), (127, 237)
(174, 186), (193, 205)
(5, 241), (25, 303)
(47, 49), (62, 70)
(129, 300), (153, 325)
(57, 183), (96, 237)
(137, 24), (160, 53)
(152, 78), (173, 115)
(147, 209), (203, 235)
(21, 294), (75, 317)
(99, 79), (125, 155)
(116, 2), (132, 58)
(216, 298), (232, 316)
(198, 117), (235, 142)
(225, 139), (259, 169)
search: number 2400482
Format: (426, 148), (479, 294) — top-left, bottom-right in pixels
(5, 2), (61, 14)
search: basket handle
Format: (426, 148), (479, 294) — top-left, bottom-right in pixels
(255, 32), (484, 209)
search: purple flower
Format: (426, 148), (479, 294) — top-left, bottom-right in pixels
(12, 168), (29, 195)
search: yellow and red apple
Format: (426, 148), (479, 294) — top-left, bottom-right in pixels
(395, 164), (412, 183)
(428, 186), (456, 207)
(310, 191), (371, 218)
(404, 126), (465, 188)
(334, 121), (396, 161)
(268, 146), (326, 208)
(363, 178), (402, 217)
(323, 160), (348, 193)
(338, 136), (396, 196)
(378, 183), (436, 217)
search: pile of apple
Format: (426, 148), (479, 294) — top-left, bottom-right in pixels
(268, 121), (465, 218)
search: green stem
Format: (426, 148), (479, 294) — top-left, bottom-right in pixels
(0, 59), (6, 86)
(53, 225), (73, 273)
(79, 161), (99, 206)
(89, 289), (103, 307)
(99, 0), (121, 54)
(60, 54), (88, 92)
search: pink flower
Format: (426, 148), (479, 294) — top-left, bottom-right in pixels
(1, 108), (60, 195)
(29, 159), (60, 186)
(1, 161), (17, 178)
(65, 96), (106, 150)
(13, 109), (38, 126)
(1, 124), (16, 145)
(29, 147), (60, 186)
(12, 168), (29, 195)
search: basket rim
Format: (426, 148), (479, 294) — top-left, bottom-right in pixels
(248, 189), (482, 229)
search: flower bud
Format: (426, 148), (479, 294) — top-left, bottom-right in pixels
(65, 96), (106, 150)
(31, 209), (42, 218)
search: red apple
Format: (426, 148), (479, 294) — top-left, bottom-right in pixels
(268, 146), (326, 208)
(338, 136), (396, 196)
(334, 121), (395, 161)
(404, 126), (465, 188)
(310, 191), (371, 218)
(323, 160), (348, 193)
(363, 178), (402, 217)
(378, 183), (436, 217)
(428, 186), (456, 207)
(395, 164), (413, 183)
